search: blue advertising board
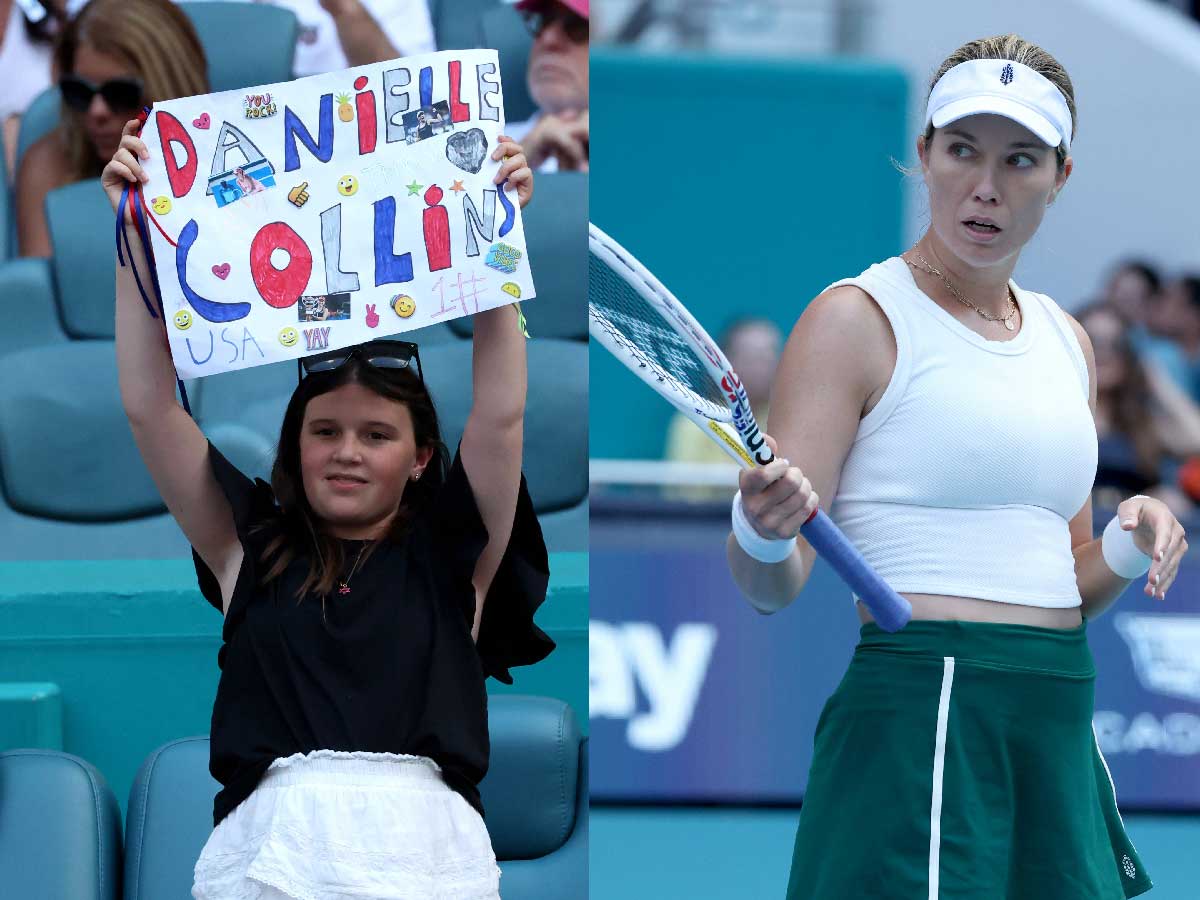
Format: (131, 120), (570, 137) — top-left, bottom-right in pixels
(590, 503), (1200, 809)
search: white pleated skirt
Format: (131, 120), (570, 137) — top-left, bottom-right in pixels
(191, 751), (501, 900)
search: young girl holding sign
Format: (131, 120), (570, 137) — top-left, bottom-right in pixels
(728, 35), (1186, 899)
(104, 117), (548, 899)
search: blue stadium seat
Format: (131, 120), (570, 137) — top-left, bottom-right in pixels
(429, 0), (537, 123)
(178, 2), (299, 90)
(0, 749), (123, 900)
(0, 256), (68, 350)
(449, 171), (586, 340)
(46, 179), (117, 339)
(421, 337), (587, 550)
(479, 696), (588, 898)
(14, 86), (59, 174)
(123, 697), (587, 899)
(0, 341), (190, 560)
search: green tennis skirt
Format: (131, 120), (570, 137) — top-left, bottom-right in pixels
(786, 620), (1152, 899)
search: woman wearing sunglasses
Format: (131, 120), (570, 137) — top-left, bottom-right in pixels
(16, 0), (206, 257)
(104, 114), (546, 898)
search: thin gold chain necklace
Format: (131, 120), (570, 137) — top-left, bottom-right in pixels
(905, 252), (1018, 332)
(337, 542), (372, 596)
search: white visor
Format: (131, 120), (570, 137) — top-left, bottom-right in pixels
(925, 59), (1072, 151)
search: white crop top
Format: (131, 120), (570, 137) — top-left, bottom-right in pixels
(826, 257), (1098, 608)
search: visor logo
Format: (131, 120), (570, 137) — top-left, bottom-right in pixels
(1000, 64), (1014, 85)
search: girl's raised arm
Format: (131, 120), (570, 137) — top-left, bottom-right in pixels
(107, 119), (242, 614)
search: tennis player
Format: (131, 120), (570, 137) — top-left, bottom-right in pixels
(728, 35), (1184, 899)
(103, 119), (552, 898)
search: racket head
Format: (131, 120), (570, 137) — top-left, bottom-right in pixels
(588, 222), (773, 468)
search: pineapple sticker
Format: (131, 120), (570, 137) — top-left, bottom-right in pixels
(336, 93), (354, 123)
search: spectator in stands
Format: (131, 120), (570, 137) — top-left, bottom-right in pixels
(665, 316), (782, 465)
(509, 0), (588, 172)
(1147, 275), (1200, 399)
(256, 0), (434, 76)
(0, 0), (66, 178)
(1104, 259), (1159, 330)
(1081, 303), (1200, 517)
(15, 0), (207, 257)
(1103, 259), (1193, 395)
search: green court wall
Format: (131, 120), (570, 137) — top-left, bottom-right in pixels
(590, 50), (908, 459)
(0, 552), (586, 820)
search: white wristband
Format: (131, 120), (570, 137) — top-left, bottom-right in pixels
(1101, 508), (1152, 579)
(732, 491), (797, 564)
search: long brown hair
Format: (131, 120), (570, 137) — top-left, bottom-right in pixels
(54, 0), (208, 179)
(254, 358), (450, 608)
(926, 35), (1076, 170)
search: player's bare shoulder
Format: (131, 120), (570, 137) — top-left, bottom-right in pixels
(784, 284), (897, 417)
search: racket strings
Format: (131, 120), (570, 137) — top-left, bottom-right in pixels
(589, 255), (728, 419)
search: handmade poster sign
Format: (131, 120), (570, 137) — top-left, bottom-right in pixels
(138, 49), (534, 379)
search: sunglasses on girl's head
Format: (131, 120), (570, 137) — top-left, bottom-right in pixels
(58, 74), (143, 113)
(521, 5), (589, 43)
(297, 340), (423, 385)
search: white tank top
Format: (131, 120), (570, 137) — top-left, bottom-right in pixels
(826, 256), (1097, 608)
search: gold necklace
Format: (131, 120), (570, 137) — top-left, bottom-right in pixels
(337, 542), (372, 596)
(905, 252), (1018, 332)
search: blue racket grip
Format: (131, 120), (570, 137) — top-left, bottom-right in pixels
(799, 509), (912, 632)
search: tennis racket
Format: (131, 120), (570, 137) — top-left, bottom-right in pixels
(589, 222), (912, 632)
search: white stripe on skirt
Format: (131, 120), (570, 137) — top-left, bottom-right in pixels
(928, 656), (956, 900)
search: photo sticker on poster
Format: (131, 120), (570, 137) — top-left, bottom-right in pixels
(298, 292), (352, 322)
(403, 102), (453, 144)
(208, 122), (278, 208)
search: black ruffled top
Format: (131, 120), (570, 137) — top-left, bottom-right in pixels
(192, 443), (554, 828)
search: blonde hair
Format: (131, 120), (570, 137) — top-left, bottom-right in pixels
(54, 0), (209, 179)
(926, 34), (1076, 168)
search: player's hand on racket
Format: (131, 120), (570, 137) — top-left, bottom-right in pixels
(1118, 495), (1188, 600)
(101, 119), (151, 222)
(738, 434), (820, 542)
(493, 137), (534, 209)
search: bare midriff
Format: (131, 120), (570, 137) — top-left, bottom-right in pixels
(856, 593), (1083, 630)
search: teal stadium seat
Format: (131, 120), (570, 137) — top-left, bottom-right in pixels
(46, 179), (117, 339)
(421, 338), (588, 551)
(178, 2), (299, 91)
(0, 749), (123, 900)
(14, 86), (59, 174)
(449, 171), (587, 340)
(1, 256), (68, 351)
(0, 342), (189, 559)
(429, 0), (537, 123)
(122, 696), (587, 899)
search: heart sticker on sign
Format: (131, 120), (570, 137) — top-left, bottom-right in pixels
(446, 128), (488, 174)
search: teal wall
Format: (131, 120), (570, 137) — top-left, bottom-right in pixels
(590, 50), (908, 459)
(0, 552), (586, 820)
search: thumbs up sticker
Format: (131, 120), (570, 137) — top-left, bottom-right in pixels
(288, 181), (310, 208)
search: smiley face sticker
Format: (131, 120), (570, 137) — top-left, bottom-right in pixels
(392, 294), (415, 318)
(152, 196), (172, 215)
(337, 175), (358, 197)
(279, 326), (299, 347)
(173, 309), (192, 330)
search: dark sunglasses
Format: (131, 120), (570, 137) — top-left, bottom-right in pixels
(521, 5), (589, 43)
(297, 340), (424, 386)
(59, 74), (144, 113)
